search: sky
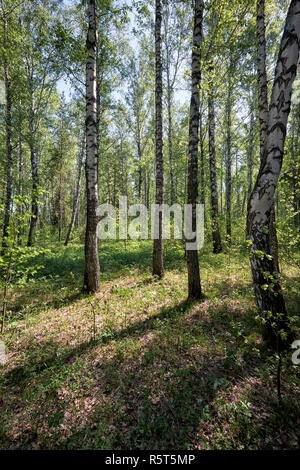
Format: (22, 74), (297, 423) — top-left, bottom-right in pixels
(56, 0), (191, 106)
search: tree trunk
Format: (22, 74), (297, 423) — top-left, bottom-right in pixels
(256, 0), (269, 162)
(225, 57), (233, 244)
(186, 0), (203, 299)
(256, 0), (279, 273)
(2, 19), (12, 251)
(27, 141), (39, 247)
(65, 134), (85, 246)
(199, 97), (205, 206)
(247, 0), (300, 350)
(291, 107), (300, 227)
(17, 135), (24, 245)
(153, 0), (164, 278)
(83, 0), (100, 293)
(58, 168), (63, 243)
(167, 76), (175, 206)
(27, 75), (39, 248)
(137, 136), (143, 202)
(247, 93), (254, 200)
(208, 68), (222, 254)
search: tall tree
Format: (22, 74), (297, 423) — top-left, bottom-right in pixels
(225, 53), (234, 244)
(199, 97), (205, 206)
(186, 0), (203, 299)
(256, 0), (268, 157)
(125, 54), (152, 204)
(152, 0), (164, 278)
(162, 0), (188, 205)
(0, 3), (13, 250)
(247, 91), (255, 200)
(256, 0), (279, 272)
(21, 1), (61, 246)
(208, 64), (222, 253)
(247, 0), (300, 349)
(83, 0), (100, 293)
(65, 132), (85, 246)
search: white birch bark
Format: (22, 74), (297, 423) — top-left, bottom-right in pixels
(186, 0), (203, 299)
(83, 0), (100, 293)
(208, 65), (222, 254)
(247, 0), (300, 348)
(153, 0), (164, 278)
(65, 134), (85, 246)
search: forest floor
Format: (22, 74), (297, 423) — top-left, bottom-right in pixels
(0, 240), (299, 450)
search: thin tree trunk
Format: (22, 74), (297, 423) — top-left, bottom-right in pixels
(17, 135), (24, 245)
(83, 0), (100, 293)
(242, 191), (247, 216)
(65, 134), (85, 246)
(225, 56), (233, 244)
(186, 0), (203, 299)
(77, 195), (80, 230)
(291, 108), (300, 227)
(220, 158), (223, 215)
(153, 0), (164, 278)
(208, 68), (222, 254)
(167, 77), (175, 205)
(247, 0), (300, 350)
(247, 93), (254, 200)
(27, 141), (39, 247)
(199, 97), (205, 206)
(2, 19), (12, 251)
(137, 139), (142, 202)
(27, 76), (39, 248)
(58, 170), (63, 242)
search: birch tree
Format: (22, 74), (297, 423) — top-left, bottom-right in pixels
(208, 64), (222, 254)
(186, 0), (203, 299)
(0, 6), (13, 250)
(21, 2), (61, 246)
(247, 91), (255, 200)
(152, 0), (164, 278)
(247, 0), (300, 348)
(65, 133), (85, 246)
(256, 0), (279, 273)
(225, 53), (234, 244)
(83, 0), (100, 293)
(162, 0), (188, 205)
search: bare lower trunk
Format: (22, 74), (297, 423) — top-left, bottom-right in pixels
(153, 0), (164, 278)
(2, 50), (12, 250)
(247, 96), (254, 200)
(17, 136), (24, 245)
(291, 110), (300, 227)
(65, 134), (85, 246)
(2, 19), (12, 251)
(77, 195), (80, 230)
(247, 0), (300, 350)
(269, 203), (279, 273)
(27, 144), (39, 247)
(58, 170), (63, 242)
(186, 0), (203, 299)
(199, 98), (205, 206)
(167, 84), (175, 205)
(208, 71), (222, 254)
(83, 0), (100, 293)
(138, 145), (142, 202)
(225, 61), (233, 244)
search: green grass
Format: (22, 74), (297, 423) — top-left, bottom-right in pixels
(0, 240), (299, 450)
